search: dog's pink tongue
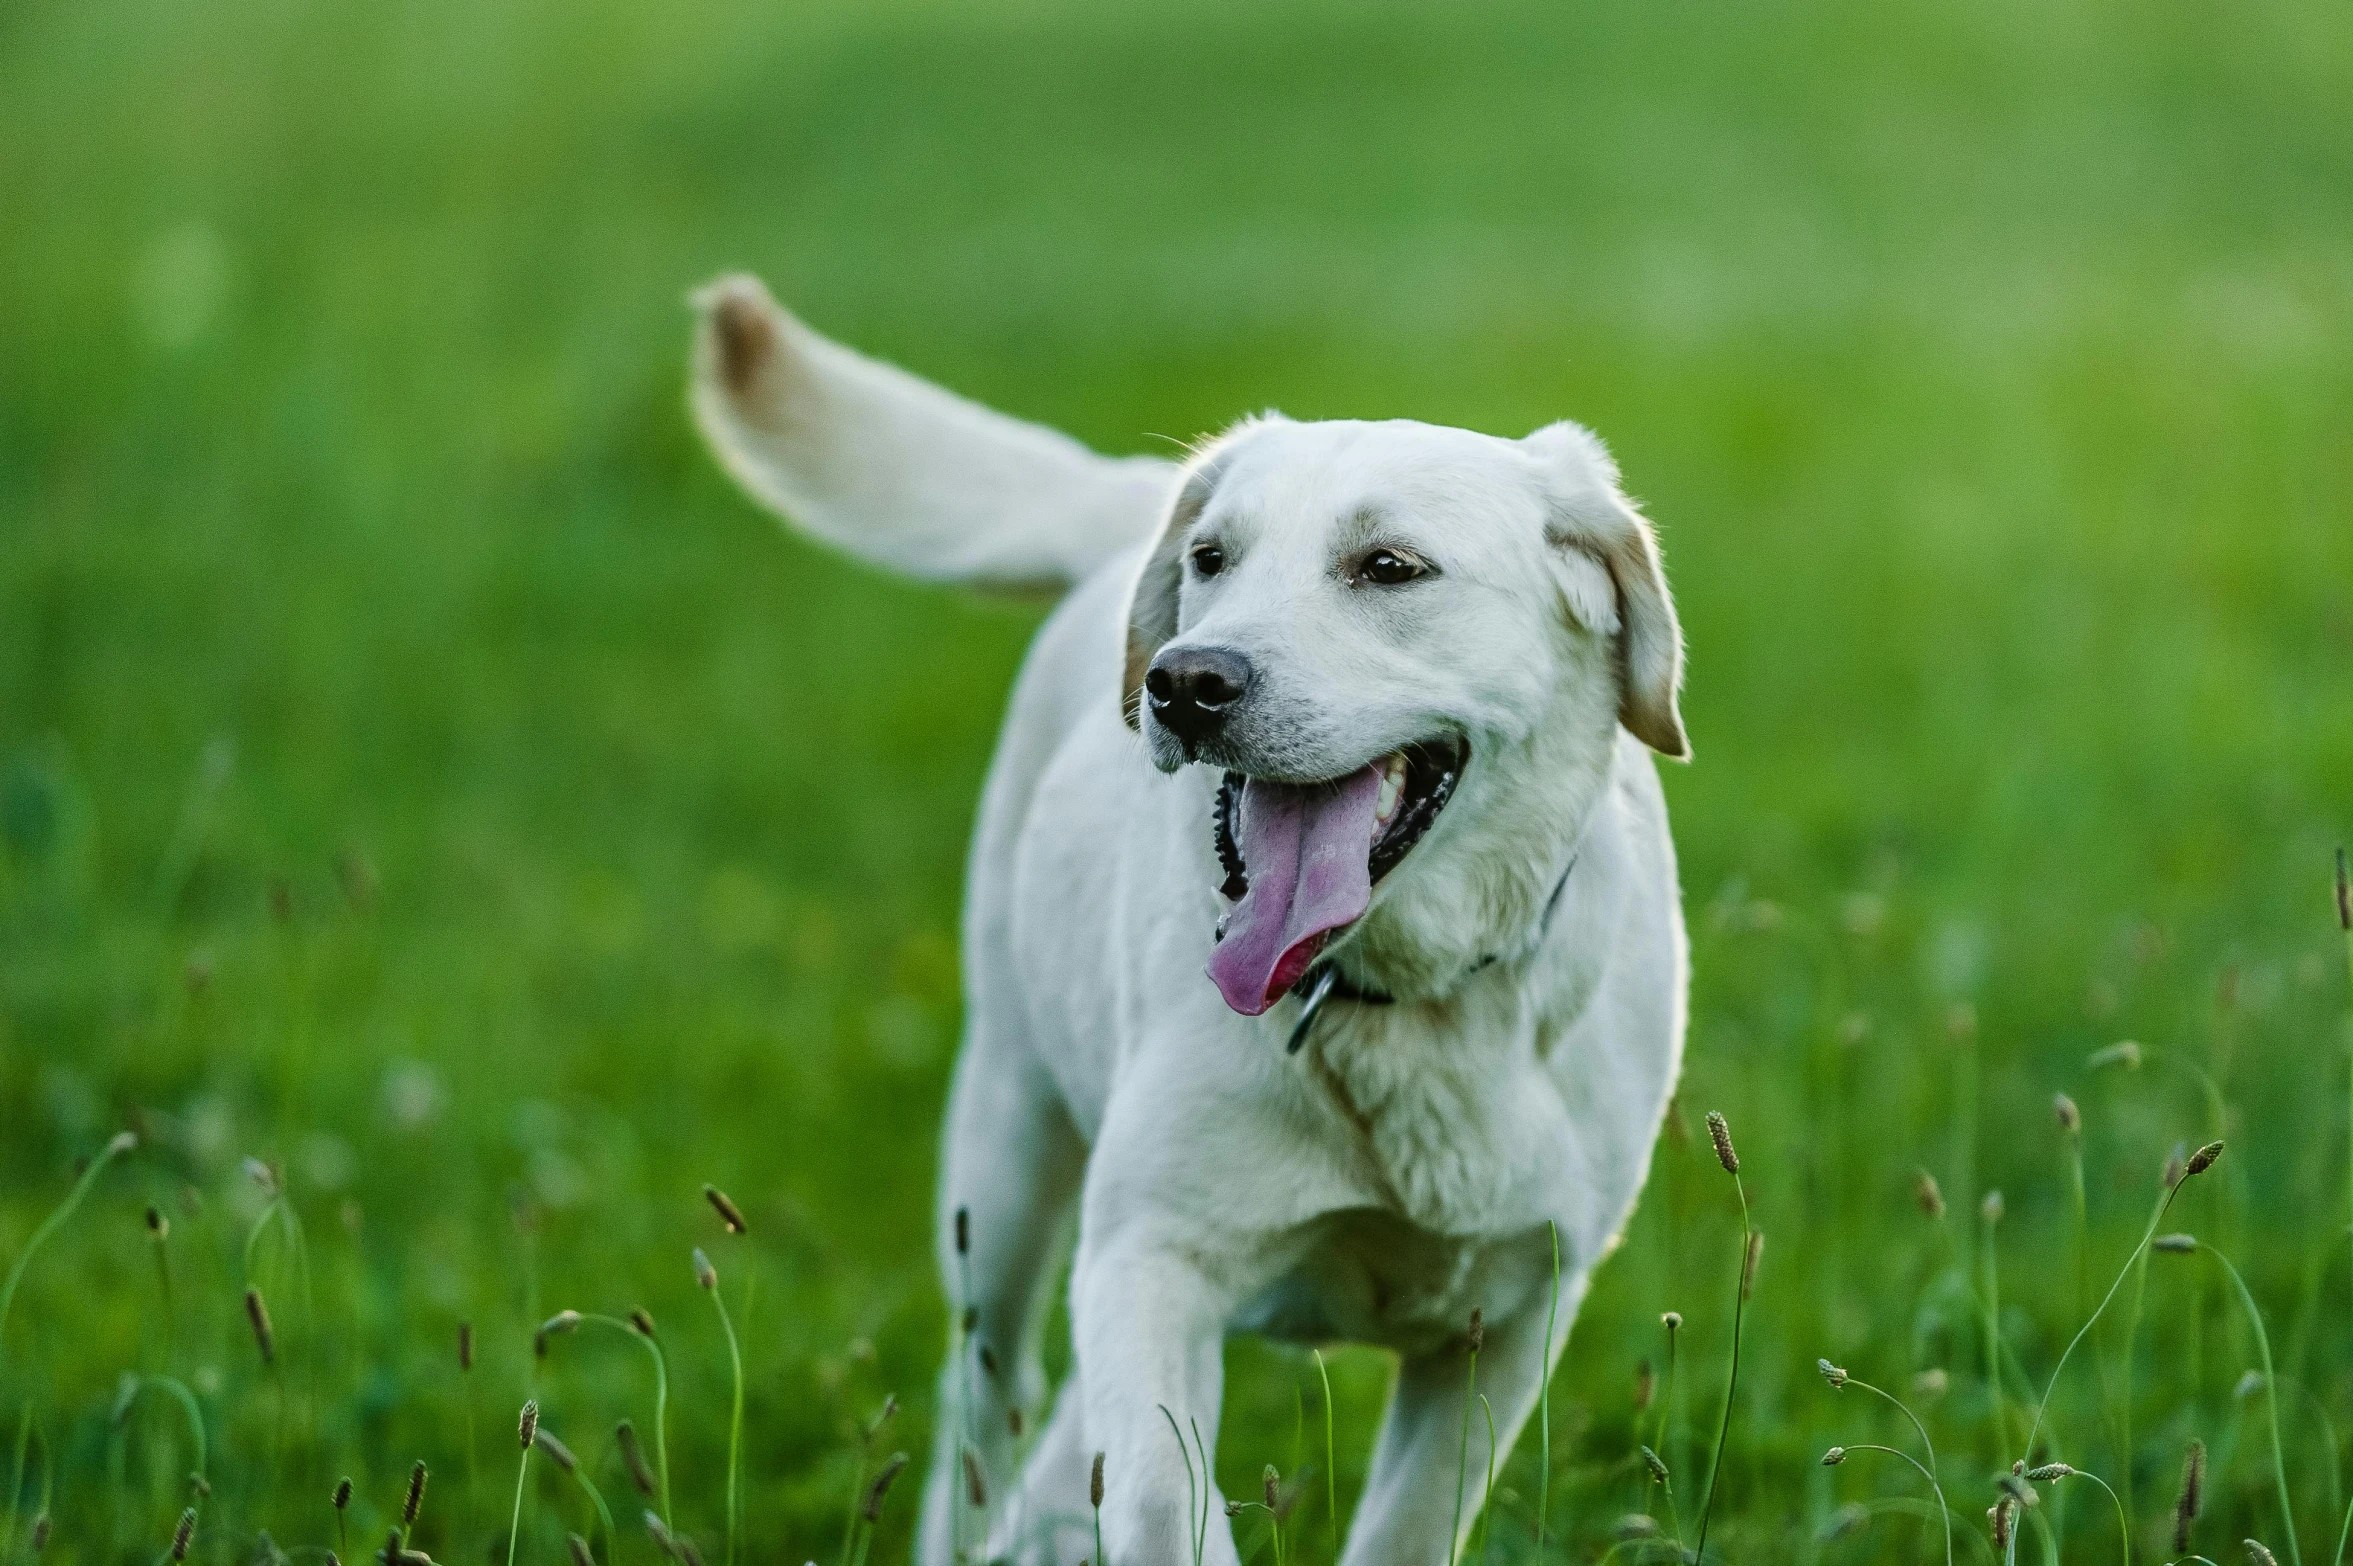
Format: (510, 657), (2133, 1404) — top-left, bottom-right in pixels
(1207, 765), (1384, 1016)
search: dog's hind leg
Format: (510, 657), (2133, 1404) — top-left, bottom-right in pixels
(990, 1376), (1095, 1565)
(1338, 1277), (1588, 1566)
(915, 1028), (1086, 1565)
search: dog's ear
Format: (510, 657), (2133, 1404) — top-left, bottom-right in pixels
(1525, 421), (1690, 761)
(1119, 424), (1260, 729)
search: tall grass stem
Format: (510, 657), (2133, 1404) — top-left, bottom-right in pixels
(1538, 1222), (1559, 1548)
(2021, 1174), (2193, 1463)
(572, 1314), (673, 1523)
(1694, 1176), (1751, 1564)
(1475, 1393), (1497, 1564)
(2197, 1243), (2301, 1566)
(0, 1132), (135, 1375)
(1449, 1317), (1481, 1566)
(1313, 1349), (1337, 1562)
(1842, 1378), (1950, 1566)
(704, 1278), (745, 1566)
(1158, 1404), (1203, 1566)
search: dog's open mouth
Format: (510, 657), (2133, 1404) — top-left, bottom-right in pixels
(1206, 739), (1466, 1015)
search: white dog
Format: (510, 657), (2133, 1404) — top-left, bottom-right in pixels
(690, 276), (1690, 1566)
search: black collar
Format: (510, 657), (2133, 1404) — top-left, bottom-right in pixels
(1284, 854), (1578, 1054)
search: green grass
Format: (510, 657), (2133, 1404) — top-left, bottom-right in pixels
(3, 0), (2352, 1559)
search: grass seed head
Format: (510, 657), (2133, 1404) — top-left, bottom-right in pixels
(536, 1428), (578, 1472)
(1091, 1450), (1105, 1508)
(334, 1478), (353, 1510)
(145, 1205), (168, 1238)
(2250, 1539), (2282, 1566)
(692, 1247), (717, 1290)
(2154, 1233), (2199, 1254)
(2186, 1141), (2224, 1178)
(1264, 1464), (1280, 1509)
(2027, 1463), (2076, 1482)
(1705, 1111), (1739, 1174)
(1821, 1446), (1846, 1466)
(1468, 1308), (1484, 1353)
(647, 1512), (704, 1566)
(457, 1322), (473, 1372)
(1640, 1445), (1670, 1484)
(616, 1421), (656, 1497)
(567, 1534), (595, 1566)
(2175, 1439), (2206, 1553)
(402, 1460), (427, 1524)
(1818, 1359), (1848, 1388)
(536, 1309), (581, 1357)
(171, 1507), (196, 1560)
(1615, 1514), (1662, 1540)
(1915, 1170), (1946, 1219)
(861, 1451), (910, 1522)
(1990, 1498), (2014, 1550)
(629, 1307), (657, 1339)
(703, 1184), (748, 1234)
(963, 1446), (988, 1507)
(2054, 1093), (2081, 1133)
(2088, 1040), (2144, 1071)
(1661, 1310), (1682, 1335)
(245, 1287), (276, 1363)
(518, 1398), (539, 1449)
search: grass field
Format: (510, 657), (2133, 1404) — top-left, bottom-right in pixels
(4, 0), (2352, 1559)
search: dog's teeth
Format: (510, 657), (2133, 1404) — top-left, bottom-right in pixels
(1375, 754), (1407, 823)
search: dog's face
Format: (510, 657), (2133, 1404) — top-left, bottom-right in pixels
(1122, 415), (1687, 1013)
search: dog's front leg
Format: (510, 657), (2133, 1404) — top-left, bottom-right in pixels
(1341, 1292), (1578, 1566)
(1070, 1228), (1242, 1566)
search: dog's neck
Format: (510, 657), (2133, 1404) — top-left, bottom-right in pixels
(1331, 687), (1623, 1003)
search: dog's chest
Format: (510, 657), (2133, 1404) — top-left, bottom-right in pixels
(1300, 995), (1562, 1235)
(1230, 1206), (1552, 1356)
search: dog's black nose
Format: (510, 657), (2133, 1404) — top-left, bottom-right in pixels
(1145, 646), (1253, 743)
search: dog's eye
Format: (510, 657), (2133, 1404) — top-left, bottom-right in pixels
(1190, 543), (1226, 578)
(1359, 548), (1429, 586)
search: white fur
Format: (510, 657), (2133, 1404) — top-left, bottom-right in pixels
(691, 276), (1690, 1566)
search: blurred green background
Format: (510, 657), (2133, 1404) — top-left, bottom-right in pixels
(3, 0), (2350, 1559)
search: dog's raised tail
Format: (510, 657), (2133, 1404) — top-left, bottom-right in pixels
(690, 274), (1178, 590)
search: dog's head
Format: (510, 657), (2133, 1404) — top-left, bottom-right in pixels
(1122, 415), (1687, 1013)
